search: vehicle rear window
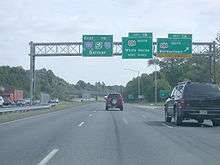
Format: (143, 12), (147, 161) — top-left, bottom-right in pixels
(184, 83), (220, 98)
(108, 94), (120, 99)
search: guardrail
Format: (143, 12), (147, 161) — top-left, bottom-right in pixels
(0, 104), (54, 115)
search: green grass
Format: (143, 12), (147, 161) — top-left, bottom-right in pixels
(0, 101), (91, 124)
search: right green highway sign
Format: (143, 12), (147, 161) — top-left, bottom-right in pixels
(157, 33), (192, 58)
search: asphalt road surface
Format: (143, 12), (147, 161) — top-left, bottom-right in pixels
(1, 102), (220, 165)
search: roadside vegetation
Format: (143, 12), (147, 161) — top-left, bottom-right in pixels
(0, 66), (123, 100)
(123, 55), (220, 103)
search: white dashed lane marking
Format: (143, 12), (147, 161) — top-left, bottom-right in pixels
(123, 118), (128, 125)
(78, 122), (85, 127)
(142, 115), (146, 118)
(38, 149), (59, 165)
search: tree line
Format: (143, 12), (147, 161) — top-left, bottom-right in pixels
(0, 66), (123, 100)
(123, 54), (220, 102)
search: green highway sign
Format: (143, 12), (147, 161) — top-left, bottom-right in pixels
(168, 33), (192, 39)
(159, 90), (170, 99)
(128, 94), (135, 100)
(122, 37), (153, 59)
(83, 35), (113, 57)
(128, 32), (152, 38)
(157, 37), (192, 58)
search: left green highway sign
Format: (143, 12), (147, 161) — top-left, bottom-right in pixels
(83, 35), (113, 57)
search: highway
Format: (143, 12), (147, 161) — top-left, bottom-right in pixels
(1, 102), (220, 165)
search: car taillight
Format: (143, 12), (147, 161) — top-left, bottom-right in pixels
(117, 97), (123, 103)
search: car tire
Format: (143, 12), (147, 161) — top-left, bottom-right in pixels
(212, 119), (220, 126)
(174, 108), (182, 126)
(105, 105), (108, 111)
(165, 109), (172, 122)
(120, 107), (123, 111)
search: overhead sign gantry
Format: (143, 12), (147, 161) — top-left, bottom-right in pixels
(29, 32), (217, 104)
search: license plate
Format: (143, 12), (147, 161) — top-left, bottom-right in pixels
(112, 99), (117, 104)
(199, 110), (207, 115)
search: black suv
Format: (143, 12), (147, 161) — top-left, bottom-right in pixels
(164, 81), (220, 126)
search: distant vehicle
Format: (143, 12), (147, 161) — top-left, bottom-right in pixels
(33, 100), (40, 105)
(16, 99), (26, 106)
(3, 97), (13, 106)
(49, 98), (59, 104)
(0, 96), (4, 107)
(164, 81), (220, 126)
(105, 93), (123, 111)
(24, 98), (31, 105)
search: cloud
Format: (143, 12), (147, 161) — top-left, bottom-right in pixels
(0, 0), (219, 85)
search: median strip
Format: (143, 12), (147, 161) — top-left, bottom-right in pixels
(0, 101), (91, 124)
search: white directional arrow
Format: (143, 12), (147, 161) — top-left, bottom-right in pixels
(184, 47), (189, 52)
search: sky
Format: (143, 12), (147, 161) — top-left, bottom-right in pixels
(0, 0), (219, 86)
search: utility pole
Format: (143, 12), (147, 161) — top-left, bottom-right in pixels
(29, 41), (35, 105)
(124, 68), (141, 102)
(137, 71), (140, 102)
(154, 58), (157, 105)
(213, 41), (216, 83)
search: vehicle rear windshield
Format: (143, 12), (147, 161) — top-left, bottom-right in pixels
(184, 83), (220, 99)
(108, 94), (120, 99)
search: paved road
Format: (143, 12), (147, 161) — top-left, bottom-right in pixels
(1, 102), (220, 165)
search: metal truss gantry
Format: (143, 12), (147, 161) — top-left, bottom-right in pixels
(29, 41), (218, 104)
(32, 41), (214, 57)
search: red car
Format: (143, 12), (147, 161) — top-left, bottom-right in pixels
(105, 93), (123, 111)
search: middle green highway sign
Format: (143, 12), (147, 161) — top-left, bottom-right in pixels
(83, 35), (113, 57)
(122, 37), (153, 59)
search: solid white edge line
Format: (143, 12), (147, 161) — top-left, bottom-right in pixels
(162, 123), (173, 128)
(78, 121), (85, 127)
(38, 149), (59, 165)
